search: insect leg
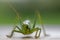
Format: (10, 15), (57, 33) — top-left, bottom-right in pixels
(35, 28), (41, 38)
(6, 26), (21, 38)
(33, 14), (37, 28)
(6, 29), (15, 38)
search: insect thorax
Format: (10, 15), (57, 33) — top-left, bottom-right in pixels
(22, 24), (30, 30)
(21, 24), (31, 34)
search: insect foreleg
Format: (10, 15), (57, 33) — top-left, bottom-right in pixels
(35, 28), (41, 38)
(6, 26), (21, 38)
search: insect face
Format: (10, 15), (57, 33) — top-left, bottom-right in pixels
(23, 20), (30, 25)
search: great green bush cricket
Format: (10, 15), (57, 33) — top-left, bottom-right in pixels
(6, 16), (41, 38)
(6, 2), (47, 38)
(6, 10), (41, 38)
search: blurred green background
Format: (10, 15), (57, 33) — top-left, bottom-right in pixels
(0, 0), (60, 25)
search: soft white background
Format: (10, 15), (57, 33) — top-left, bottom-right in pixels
(0, 25), (60, 40)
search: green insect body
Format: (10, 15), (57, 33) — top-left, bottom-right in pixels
(21, 24), (31, 34)
(6, 19), (41, 38)
(6, 3), (44, 38)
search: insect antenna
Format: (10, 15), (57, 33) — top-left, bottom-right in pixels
(7, 2), (22, 26)
(36, 10), (47, 36)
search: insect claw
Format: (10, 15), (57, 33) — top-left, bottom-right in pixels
(6, 35), (12, 38)
(35, 34), (40, 38)
(35, 36), (39, 39)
